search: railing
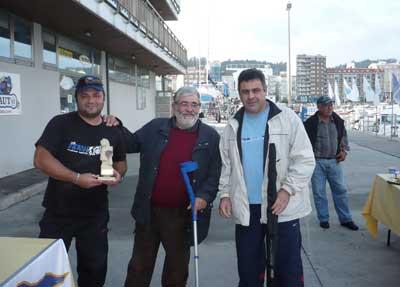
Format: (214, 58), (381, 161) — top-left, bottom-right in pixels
(106, 0), (187, 68)
(171, 0), (181, 14)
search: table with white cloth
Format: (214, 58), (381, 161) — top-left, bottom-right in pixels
(0, 237), (75, 287)
(362, 174), (400, 245)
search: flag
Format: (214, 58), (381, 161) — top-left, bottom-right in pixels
(363, 76), (375, 103)
(334, 80), (341, 106)
(392, 73), (400, 104)
(328, 82), (334, 99)
(343, 78), (352, 100)
(349, 78), (360, 102)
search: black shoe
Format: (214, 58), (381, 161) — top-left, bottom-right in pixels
(341, 221), (359, 231)
(320, 222), (330, 229)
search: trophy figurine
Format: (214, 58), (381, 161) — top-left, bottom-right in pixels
(98, 138), (115, 181)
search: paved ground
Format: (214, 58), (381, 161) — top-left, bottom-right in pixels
(0, 126), (399, 286)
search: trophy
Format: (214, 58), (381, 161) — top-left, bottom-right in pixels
(98, 138), (115, 181)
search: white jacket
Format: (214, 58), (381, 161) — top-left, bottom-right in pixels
(219, 102), (315, 225)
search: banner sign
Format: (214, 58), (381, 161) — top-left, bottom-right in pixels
(3, 239), (75, 287)
(0, 72), (22, 115)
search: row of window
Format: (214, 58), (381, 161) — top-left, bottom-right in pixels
(0, 10), (32, 63)
(0, 9), (153, 114)
(0, 9), (151, 88)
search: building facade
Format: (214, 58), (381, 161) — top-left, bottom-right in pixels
(327, 68), (384, 103)
(0, 0), (187, 177)
(376, 63), (400, 102)
(296, 54), (327, 103)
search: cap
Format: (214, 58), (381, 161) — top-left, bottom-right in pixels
(75, 75), (104, 94)
(317, 96), (333, 105)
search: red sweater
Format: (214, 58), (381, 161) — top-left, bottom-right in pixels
(151, 128), (198, 208)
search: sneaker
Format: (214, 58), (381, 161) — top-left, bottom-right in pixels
(319, 222), (330, 229)
(341, 221), (359, 231)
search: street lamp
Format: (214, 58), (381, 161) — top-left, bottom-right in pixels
(287, 1), (292, 107)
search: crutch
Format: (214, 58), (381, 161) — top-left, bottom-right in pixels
(180, 161), (199, 287)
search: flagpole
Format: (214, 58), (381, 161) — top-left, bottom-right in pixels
(362, 78), (365, 132)
(391, 73), (394, 139)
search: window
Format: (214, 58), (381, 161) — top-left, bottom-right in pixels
(137, 66), (150, 110)
(58, 35), (100, 76)
(14, 17), (32, 59)
(0, 10), (33, 64)
(0, 10), (10, 58)
(42, 29), (57, 66)
(108, 55), (135, 85)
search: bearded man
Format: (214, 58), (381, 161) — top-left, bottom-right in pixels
(117, 86), (221, 287)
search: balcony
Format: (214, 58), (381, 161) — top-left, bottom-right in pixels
(147, 0), (180, 20)
(1, 0), (187, 74)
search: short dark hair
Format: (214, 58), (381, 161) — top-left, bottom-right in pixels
(237, 68), (267, 93)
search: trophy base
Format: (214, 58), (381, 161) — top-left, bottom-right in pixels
(98, 176), (116, 181)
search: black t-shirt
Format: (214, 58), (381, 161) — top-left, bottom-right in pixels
(35, 111), (126, 216)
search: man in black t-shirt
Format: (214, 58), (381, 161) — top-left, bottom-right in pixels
(34, 75), (127, 287)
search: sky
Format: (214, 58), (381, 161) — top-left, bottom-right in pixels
(167, 0), (400, 68)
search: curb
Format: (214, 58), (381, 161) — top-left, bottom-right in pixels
(0, 181), (47, 211)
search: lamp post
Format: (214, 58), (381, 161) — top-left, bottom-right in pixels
(287, 1), (292, 107)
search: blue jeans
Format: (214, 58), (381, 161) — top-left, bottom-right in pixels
(311, 159), (353, 223)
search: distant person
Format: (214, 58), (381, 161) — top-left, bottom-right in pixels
(219, 69), (315, 287)
(34, 75), (127, 287)
(115, 86), (221, 287)
(304, 96), (359, 231)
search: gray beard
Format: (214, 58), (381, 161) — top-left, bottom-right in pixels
(175, 113), (198, 129)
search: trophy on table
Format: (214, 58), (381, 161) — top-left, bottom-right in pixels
(98, 138), (115, 181)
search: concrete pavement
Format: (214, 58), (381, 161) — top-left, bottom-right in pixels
(0, 129), (399, 286)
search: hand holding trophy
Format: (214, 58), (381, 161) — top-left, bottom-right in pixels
(98, 138), (119, 184)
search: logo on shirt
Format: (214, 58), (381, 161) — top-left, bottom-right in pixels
(67, 141), (101, 156)
(241, 135), (264, 143)
(17, 272), (69, 287)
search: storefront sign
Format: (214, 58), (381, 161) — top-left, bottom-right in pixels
(0, 72), (22, 115)
(58, 47), (73, 58)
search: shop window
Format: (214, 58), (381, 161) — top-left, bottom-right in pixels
(59, 75), (79, 114)
(138, 66), (150, 88)
(58, 36), (99, 76)
(108, 55), (135, 85)
(137, 66), (150, 110)
(14, 17), (32, 60)
(0, 10), (10, 58)
(0, 10), (32, 64)
(42, 29), (57, 66)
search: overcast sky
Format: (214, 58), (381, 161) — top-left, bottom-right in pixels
(167, 0), (400, 67)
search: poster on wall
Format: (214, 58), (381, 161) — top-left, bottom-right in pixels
(0, 72), (22, 115)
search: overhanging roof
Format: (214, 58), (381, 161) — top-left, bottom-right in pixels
(148, 0), (179, 21)
(0, 0), (185, 75)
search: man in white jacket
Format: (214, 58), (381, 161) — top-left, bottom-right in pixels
(219, 69), (315, 287)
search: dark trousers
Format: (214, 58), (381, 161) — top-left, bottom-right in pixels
(39, 210), (109, 287)
(235, 205), (304, 287)
(124, 207), (191, 287)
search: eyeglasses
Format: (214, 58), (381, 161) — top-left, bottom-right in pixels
(240, 87), (264, 96)
(175, 101), (201, 109)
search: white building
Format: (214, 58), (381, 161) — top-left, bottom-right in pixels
(0, 0), (187, 177)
